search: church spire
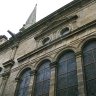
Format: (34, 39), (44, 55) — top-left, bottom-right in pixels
(24, 4), (37, 29)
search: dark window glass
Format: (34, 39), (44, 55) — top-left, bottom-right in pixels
(83, 41), (96, 96)
(60, 27), (70, 36)
(17, 69), (31, 96)
(35, 61), (51, 96)
(42, 37), (50, 45)
(57, 51), (78, 96)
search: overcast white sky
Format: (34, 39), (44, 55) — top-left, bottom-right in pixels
(0, 0), (73, 38)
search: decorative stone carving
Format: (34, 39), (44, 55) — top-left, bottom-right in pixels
(3, 59), (15, 74)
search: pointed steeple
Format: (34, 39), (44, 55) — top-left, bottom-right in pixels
(24, 4), (37, 29)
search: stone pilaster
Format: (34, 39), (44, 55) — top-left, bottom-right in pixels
(0, 59), (15, 96)
(0, 73), (10, 96)
(76, 51), (85, 96)
(29, 70), (37, 96)
(49, 61), (57, 96)
(30, 70), (37, 96)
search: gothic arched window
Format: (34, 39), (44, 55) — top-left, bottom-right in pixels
(16, 69), (31, 96)
(35, 60), (51, 96)
(83, 41), (96, 96)
(57, 51), (78, 96)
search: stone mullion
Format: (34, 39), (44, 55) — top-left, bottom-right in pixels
(49, 61), (56, 96)
(76, 51), (85, 96)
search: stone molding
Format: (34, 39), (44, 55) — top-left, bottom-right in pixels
(15, 70), (37, 83)
(0, 0), (86, 53)
(2, 59), (15, 78)
(3, 59), (15, 68)
(17, 19), (96, 63)
(34, 15), (78, 40)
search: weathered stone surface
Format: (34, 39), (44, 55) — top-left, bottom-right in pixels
(0, 0), (96, 96)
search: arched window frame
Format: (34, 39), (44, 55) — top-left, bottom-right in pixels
(42, 37), (50, 45)
(56, 50), (78, 96)
(60, 27), (70, 36)
(15, 68), (31, 96)
(82, 40), (96, 96)
(34, 60), (51, 96)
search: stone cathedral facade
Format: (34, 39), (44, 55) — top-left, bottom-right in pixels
(0, 0), (96, 96)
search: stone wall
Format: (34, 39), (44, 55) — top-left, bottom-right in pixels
(0, 0), (96, 96)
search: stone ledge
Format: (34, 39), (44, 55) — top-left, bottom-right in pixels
(17, 19), (96, 62)
(3, 59), (15, 68)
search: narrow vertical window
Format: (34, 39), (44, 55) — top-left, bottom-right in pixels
(16, 69), (31, 96)
(57, 51), (78, 96)
(83, 41), (96, 96)
(35, 60), (51, 96)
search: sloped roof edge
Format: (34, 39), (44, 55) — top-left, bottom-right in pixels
(0, 0), (82, 50)
(17, 0), (82, 37)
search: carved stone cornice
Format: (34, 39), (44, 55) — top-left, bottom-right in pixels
(0, 0), (83, 53)
(34, 15), (78, 40)
(17, 19), (96, 63)
(3, 59), (15, 68)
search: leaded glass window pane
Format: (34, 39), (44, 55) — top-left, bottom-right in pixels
(35, 61), (51, 96)
(84, 64), (96, 80)
(83, 51), (94, 65)
(67, 86), (78, 96)
(57, 51), (78, 96)
(83, 41), (96, 96)
(17, 69), (31, 96)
